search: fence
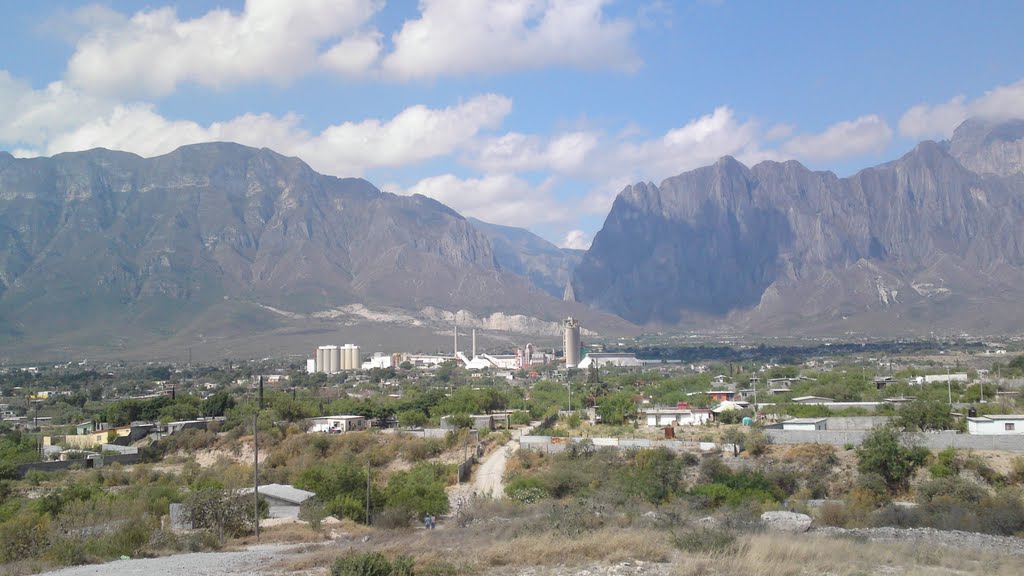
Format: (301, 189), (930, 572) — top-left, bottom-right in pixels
(763, 429), (1024, 452)
(14, 453), (142, 478)
(519, 435), (733, 454)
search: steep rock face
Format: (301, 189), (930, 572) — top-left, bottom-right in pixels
(0, 143), (627, 355)
(949, 117), (1024, 176)
(572, 118), (1024, 334)
(467, 217), (582, 298)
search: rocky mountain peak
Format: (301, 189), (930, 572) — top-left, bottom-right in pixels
(949, 116), (1024, 176)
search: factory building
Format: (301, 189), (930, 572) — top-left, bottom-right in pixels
(307, 344), (362, 374)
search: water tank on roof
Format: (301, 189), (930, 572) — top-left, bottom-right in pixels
(741, 416), (754, 426)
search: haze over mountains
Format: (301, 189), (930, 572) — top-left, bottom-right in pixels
(2, 117), (1024, 359)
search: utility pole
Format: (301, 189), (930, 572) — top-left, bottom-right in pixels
(947, 367), (952, 405)
(366, 461), (371, 526)
(253, 412), (260, 542)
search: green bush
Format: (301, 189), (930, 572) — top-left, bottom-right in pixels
(929, 448), (960, 478)
(856, 426), (928, 491)
(672, 527), (739, 554)
(917, 477), (988, 506)
(331, 551), (415, 576)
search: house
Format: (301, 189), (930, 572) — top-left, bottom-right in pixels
(967, 415), (1024, 435)
(711, 400), (749, 416)
(915, 373), (969, 385)
(471, 414), (495, 431)
(708, 390), (736, 402)
(873, 376), (896, 390)
(791, 396), (835, 404)
(712, 375), (731, 385)
(643, 407), (712, 427)
(63, 425), (134, 449)
(307, 415), (368, 433)
(239, 484), (314, 518)
(782, 417), (828, 431)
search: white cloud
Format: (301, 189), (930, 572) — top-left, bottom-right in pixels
(899, 79), (1024, 139)
(401, 173), (567, 227)
(473, 130), (600, 174)
(66, 0), (384, 97)
(0, 72), (112, 148)
(781, 115), (893, 162)
(560, 229), (591, 250)
(381, 0), (639, 80)
(28, 91), (511, 177)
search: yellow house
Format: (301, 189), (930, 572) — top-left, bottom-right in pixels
(62, 426), (132, 449)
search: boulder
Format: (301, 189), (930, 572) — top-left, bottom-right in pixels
(760, 511), (812, 533)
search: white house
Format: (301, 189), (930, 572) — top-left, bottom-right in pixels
(916, 373), (969, 385)
(239, 484), (314, 518)
(782, 417), (828, 431)
(967, 415), (1024, 435)
(307, 415), (368, 433)
(791, 396), (835, 404)
(577, 353), (642, 369)
(643, 407), (712, 427)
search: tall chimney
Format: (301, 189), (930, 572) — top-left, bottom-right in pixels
(454, 319), (458, 355)
(472, 329), (477, 358)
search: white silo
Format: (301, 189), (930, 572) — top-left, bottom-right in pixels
(563, 317), (581, 368)
(329, 345), (341, 373)
(316, 346), (327, 373)
(343, 344), (358, 370)
(352, 345), (361, 370)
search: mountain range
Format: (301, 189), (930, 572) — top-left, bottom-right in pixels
(2, 117), (1024, 360)
(0, 143), (626, 361)
(570, 117), (1024, 336)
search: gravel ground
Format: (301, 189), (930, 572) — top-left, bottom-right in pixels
(811, 526), (1024, 556)
(36, 543), (304, 576)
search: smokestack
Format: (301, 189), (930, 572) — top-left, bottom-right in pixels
(454, 319), (458, 354)
(472, 329), (477, 358)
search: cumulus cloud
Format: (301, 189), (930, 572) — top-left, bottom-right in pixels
(401, 173), (567, 227)
(66, 0), (384, 97)
(899, 79), (1024, 139)
(560, 229), (591, 250)
(0, 72), (112, 148)
(17, 88), (511, 177)
(381, 0), (639, 80)
(473, 131), (600, 174)
(781, 115), (893, 162)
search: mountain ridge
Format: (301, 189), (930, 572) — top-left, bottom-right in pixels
(571, 117), (1024, 335)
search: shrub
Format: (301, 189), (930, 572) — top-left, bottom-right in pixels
(672, 527), (739, 554)
(1010, 457), (1024, 485)
(929, 448), (960, 478)
(332, 551), (393, 576)
(384, 462), (450, 523)
(917, 477), (988, 506)
(855, 426), (928, 491)
(745, 430), (769, 457)
(510, 411), (531, 426)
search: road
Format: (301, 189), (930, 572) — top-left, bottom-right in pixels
(447, 424), (534, 516)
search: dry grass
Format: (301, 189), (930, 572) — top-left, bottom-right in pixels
(479, 528), (674, 566)
(674, 533), (1024, 576)
(232, 522), (326, 545)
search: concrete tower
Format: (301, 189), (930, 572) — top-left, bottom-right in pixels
(563, 317), (581, 368)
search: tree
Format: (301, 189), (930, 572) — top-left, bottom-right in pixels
(397, 409), (427, 428)
(895, 400), (954, 431)
(384, 462), (450, 522)
(183, 488), (260, 544)
(856, 426), (929, 491)
(597, 392), (635, 426)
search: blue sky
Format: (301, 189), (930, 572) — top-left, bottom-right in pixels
(1, 1), (1022, 248)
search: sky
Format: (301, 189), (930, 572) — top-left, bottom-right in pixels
(1, 1), (1023, 249)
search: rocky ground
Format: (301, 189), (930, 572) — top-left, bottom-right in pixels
(811, 526), (1024, 556)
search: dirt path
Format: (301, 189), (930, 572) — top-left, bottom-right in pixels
(38, 543), (299, 576)
(447, 424), (534, 517)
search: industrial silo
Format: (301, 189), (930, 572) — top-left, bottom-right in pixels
(351, 345), (361, 369)
(328, 345), (341, 373)
(343, 344), (357, 370)
(316, 346), (327, 373)
(563, 317), (581, 368)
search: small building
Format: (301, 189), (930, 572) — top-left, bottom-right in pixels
(239, 484), (314, 518)
(308, 415), (368, 433)
(472, 414), (495, 431)
(577, 353), (642, 369)
(873, 376), (896, 390)
(643, 407), (711, 427)
(782, 417), (828, 431)
(708, 390), (736, 402)
(791, 396), (835, 404)
(967, 415), (1024, 435)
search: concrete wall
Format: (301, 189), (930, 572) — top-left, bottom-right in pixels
(763, 429), (1024, 452)
(821, 416), (892, 430)
(14, 453), (141, 478)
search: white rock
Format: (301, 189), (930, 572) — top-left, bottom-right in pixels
(760, 511), (812, 533)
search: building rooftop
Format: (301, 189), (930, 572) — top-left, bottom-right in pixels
(784, 418), (829, 425)
(968, 415), (1024, 421)
(240, 484), (314, 505)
